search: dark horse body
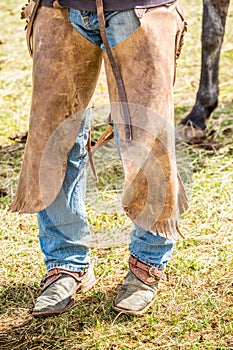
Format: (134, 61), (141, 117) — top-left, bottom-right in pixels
(181, 0), (230, 130)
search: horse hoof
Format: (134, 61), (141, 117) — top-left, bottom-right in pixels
(175, 124), (206, 145)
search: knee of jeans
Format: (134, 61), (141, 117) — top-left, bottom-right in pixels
(67, 139), (87, 161)
(67, 109), (92, 158)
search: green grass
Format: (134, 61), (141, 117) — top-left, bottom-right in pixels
(0, 0), (233, 349)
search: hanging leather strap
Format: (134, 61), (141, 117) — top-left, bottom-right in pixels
(88, 130), (98, 180)
(96, 0), (132, 142)
(90, 124), (114, 156)
(87, 123), (114, 180)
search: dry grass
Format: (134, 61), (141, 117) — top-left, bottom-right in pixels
(0, 0), (233, 349)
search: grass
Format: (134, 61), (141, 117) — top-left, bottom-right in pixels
(0, 0), (233, 349)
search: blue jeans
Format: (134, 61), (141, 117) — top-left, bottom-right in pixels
(38, 9), (175, 273)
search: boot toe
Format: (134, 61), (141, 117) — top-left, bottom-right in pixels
(112, 271), (158, 315)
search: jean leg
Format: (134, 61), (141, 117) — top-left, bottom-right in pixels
(129, 226), (175, 269)
(38, 109), (92, 272)
(114, 125), (175, 269)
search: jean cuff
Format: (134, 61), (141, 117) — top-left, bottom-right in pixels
(129, 252), (165, 270)
(46, 262), (89, 273)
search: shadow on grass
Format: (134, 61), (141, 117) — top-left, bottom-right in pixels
(0, 142), (25, 208)
(0, 282), (130, 350)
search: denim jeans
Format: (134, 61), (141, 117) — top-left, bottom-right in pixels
(38, 9), (175, 273)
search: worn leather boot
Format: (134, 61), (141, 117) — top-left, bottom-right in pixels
(32, 265), (96, 317)
(112, 256), (166, 315)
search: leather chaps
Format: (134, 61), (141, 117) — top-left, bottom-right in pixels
(10, 3), (188, 240)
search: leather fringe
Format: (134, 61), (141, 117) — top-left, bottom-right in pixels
(156, 220), (183, 241)
(9, 196), (43, 214)
(155, 172), (188, 240)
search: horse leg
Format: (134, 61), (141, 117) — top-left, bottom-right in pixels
(181, 0), (230, 130)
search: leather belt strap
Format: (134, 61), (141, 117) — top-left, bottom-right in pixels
(96, 0), (132, 142)
(26, 0), (42, 57)
(129, 256), (167, 285)
(40, 268), (86, 291)
(26, 0), (65, 57)
(175, 1), (185, 21)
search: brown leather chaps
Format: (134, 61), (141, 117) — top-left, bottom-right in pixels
(10, 3), (188, 240)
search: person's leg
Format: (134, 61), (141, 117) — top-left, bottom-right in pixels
(33, 110), (98, 317)
(114, 123), (175, 272)
(113, 117), (176, 315)
(32, 7), (104, 317)
(38, 109), (92, 274)
(37, 9), (135, 275)
(103, 5), (186, 314)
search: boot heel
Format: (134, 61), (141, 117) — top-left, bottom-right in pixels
(80, 259), (97, 292)
(80, 272), (96, 292)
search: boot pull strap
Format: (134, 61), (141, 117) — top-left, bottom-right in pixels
(24, 0), (42, 57)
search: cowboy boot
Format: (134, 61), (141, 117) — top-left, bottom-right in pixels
(32, 263), (96, 317)
(112, 256), (166, 315)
